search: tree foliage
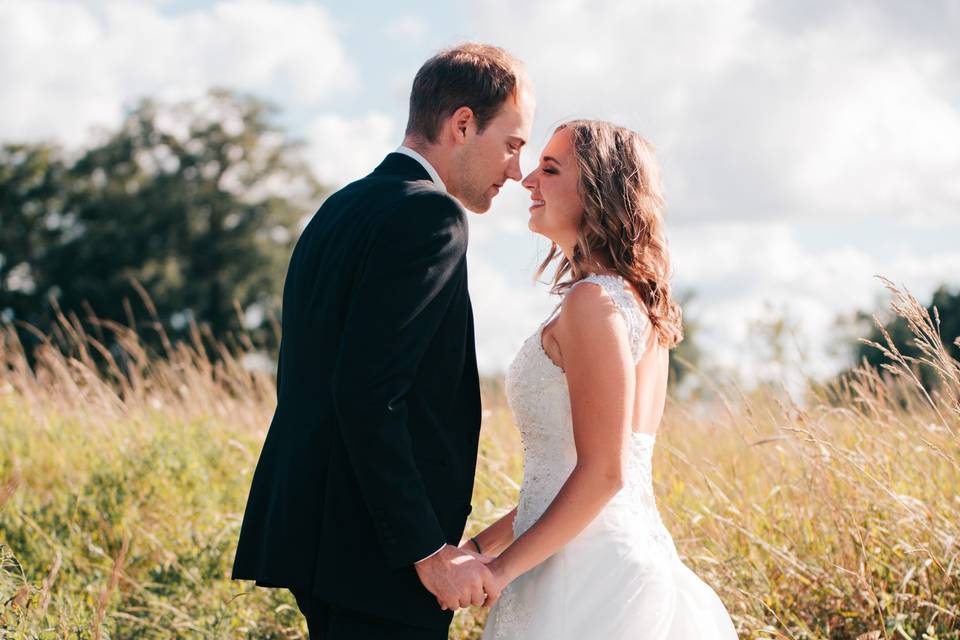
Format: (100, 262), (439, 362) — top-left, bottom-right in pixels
(854, 284), (960, 391)
(0, 89), (325, 359)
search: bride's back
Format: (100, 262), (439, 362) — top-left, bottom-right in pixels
(627, 286), (671, 437)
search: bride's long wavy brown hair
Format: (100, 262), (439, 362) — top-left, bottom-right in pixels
(536, 119), (683, 348)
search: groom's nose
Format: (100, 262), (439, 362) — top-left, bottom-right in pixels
(506, 154), (522, 182)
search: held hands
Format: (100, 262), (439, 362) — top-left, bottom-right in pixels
(477, 556), (510, 608)
(414, 544), (504, 610)
(457, 540), (512, 608)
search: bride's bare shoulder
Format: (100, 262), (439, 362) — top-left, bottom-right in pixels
(555, 280), (630, 344)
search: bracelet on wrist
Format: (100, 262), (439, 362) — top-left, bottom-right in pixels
(470, 536), (482, 554)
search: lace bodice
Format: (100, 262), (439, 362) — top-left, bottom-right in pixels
(504, 274), (676, 556)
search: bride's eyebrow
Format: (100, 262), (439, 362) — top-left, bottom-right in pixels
(542, 155), (562, 165)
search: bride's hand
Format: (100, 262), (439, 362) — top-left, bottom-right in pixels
(481, 557), (512, 607)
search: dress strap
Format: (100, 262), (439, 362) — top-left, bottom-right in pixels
(539, 301), (563, 329)
(568, 274), (651, 362)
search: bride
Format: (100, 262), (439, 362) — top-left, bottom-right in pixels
(469, 120), (738, 639)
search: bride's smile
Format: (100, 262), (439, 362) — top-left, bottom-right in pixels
(520, 128), (588, 259)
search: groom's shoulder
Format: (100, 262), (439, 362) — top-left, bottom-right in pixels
(383, 183), (467, 246)
(398, 181), (464, 216)
(317, 172), (465, 241)
(356, 173), (465, 226)
(345, 169), (460, 206)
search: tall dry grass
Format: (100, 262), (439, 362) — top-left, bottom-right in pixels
(1, 280), (958, 639)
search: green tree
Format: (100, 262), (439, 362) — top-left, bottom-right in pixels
(1, 89), (325, 357)
(853, 284), (960, 391)
(0, 143), (69, 330)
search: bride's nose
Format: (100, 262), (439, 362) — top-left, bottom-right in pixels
(521, 169), (537, 191)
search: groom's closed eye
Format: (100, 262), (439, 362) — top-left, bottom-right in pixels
(508, 136), (526, 152)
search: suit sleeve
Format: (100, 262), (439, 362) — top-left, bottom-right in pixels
(330, 193), (467, 569)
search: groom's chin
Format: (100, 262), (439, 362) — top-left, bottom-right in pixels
(463, 199), (493, 214)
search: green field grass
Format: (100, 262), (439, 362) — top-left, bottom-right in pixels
(1, 283), (958, 639)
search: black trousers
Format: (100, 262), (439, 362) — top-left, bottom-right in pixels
(290, 590), (448, 640)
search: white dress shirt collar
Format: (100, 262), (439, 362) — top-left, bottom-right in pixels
(395, 145), (447, 193)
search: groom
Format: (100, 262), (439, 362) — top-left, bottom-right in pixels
(232, 43), (535, 639)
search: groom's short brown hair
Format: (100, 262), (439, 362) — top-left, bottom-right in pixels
(405, 43), (525, 144)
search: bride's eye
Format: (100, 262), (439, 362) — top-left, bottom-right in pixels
(542, 166), (558, 175)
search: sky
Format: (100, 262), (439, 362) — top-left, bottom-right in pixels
(3, 0), (959, 383)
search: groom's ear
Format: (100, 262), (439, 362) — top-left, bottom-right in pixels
(449, 106), (476, 144)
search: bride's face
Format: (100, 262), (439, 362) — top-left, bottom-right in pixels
(522, 128), (583, 250)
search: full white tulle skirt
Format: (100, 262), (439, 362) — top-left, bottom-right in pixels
(481, 514), (738, 640)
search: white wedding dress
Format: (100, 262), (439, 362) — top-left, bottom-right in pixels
(482, 274), (738, 640)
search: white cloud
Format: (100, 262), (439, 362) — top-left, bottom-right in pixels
(303, 111), (398, 186)
(469, 0), (960, 224)
(0, 0), (356, 147)
(670, 221), (960, 382)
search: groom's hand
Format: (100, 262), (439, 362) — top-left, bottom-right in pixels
(414, 544), (497, 610)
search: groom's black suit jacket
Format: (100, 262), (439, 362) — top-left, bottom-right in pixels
(232, 153), (482, 631)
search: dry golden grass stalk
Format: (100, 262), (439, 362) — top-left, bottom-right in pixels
(0, 280), (956, 639)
